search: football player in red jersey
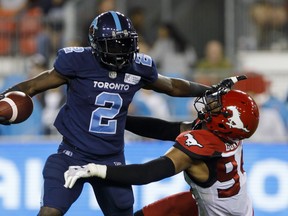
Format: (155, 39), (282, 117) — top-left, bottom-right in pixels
(64, 87), (259, 216)
(65, 85), (259, 216)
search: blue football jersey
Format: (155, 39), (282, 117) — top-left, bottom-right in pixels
(53, 47), (158, 155)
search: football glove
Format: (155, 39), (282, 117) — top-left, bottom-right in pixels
(212, 75), (247, 92)
(64, 163), (107, 189)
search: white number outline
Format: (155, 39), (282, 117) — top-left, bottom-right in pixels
(135, 53), (152, 67)
(89, 92), (123, 134)
(63, 47), (84, 54)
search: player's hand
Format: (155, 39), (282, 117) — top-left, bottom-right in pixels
(64, 165), (92, 188)
(0, 116), (11, 125)
(211, 75), (247, 92)
(64, 163), (107, 189)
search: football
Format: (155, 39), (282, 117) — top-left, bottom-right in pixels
(0, 91), (34, 124)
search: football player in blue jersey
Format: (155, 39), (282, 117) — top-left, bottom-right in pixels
(0, 11), (221, 216)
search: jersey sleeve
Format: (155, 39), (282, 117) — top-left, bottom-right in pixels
(174, 130), (225, 160)
(145, 59), (158, 83)
(54, 47), (83, 77)
(133, 53), (158, 84)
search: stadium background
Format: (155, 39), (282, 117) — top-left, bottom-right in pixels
(0, 141), (287, 216)
(0, 0), (288, 215)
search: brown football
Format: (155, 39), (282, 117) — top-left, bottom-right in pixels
(0, 91), (33, 124)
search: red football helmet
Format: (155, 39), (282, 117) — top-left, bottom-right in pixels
(194, 89), (259, 141)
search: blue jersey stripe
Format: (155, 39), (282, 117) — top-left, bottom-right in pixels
(110, 11), (122, 31)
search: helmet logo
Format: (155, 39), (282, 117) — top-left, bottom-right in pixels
(184, 133), (203, 148)
(226, 106), (249, 132)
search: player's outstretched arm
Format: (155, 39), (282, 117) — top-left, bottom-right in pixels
(144, 74), (211, 97)
(0, 68), (68, 125)
(126, 115), (182, 141)
(1, 68), (68, 97)
(125, 115), (193, 141)
(145, 74), (247, 97)
(64, 156), (175, 188)
(64, 147), (192, 188)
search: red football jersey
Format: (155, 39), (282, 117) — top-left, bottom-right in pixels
(173, 130), (253, 216)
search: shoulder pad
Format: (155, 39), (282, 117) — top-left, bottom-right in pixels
(175, 130), (234, 158)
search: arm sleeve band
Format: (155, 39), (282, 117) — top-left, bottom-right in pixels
(125, 115), (181, 141)
(106, 156), (175, 185)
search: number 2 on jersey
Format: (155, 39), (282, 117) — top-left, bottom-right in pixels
(89, 92), (123, 134)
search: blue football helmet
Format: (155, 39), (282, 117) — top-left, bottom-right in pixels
(88, 11), (139, 70)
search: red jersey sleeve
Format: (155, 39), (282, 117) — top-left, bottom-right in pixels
(174, 130), (226, 159)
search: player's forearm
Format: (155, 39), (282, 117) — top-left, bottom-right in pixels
(172, 79), (211, 97)
(1, 82), (39, 97)
(125, 115), (181, 141)
(1, 85), (22, 95)
(189, 81), (211, 96)
(90, 156), (176, 185)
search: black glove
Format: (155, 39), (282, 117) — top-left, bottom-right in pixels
(212, 75), (247, 92)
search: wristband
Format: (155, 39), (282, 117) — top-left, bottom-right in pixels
(87, 163), (107, 179)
